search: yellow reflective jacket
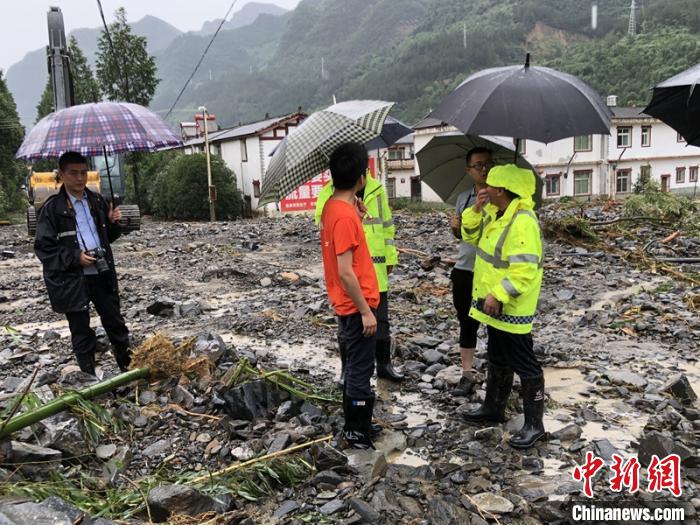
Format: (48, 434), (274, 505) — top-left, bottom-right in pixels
(314, 176), (397, 292)
(461, 197), (543, 334)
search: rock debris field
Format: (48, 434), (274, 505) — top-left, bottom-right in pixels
(0, 204), (698, 524)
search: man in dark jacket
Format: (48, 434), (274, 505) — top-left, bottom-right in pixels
(34, 151), (131, 375)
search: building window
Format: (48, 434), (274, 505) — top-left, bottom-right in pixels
(678, 132), (685, 143)
(545, 173), (561, 196)
(573, 170), (592, 195)
(617, 127), (632, 148)
(574, 135), (592, 152)
(386, 178), (396, 198)
(676, 167), (686, 184)
(253, 180), (260, 198)
(388, 148), (404, 161)
(690, 166), (698, 183)
(241, 139), (248, 162)
(616, 169), (631, 194)
(641, 126), (651, 147)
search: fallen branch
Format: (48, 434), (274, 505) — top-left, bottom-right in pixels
(654, 257), (700, 264)
(461, 491), (502, 525)
(0, 366), (41, 436)
(0, 368), (150, 439)
(660, 230), (681, 244)
(191, 434), (333, 484)
(590, 216), (673, 227)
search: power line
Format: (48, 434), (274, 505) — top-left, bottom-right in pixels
(96, 0), (131, 101)
(165, 0), (239, 119)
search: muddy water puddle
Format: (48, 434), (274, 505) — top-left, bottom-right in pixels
(544, 367), (647, 454)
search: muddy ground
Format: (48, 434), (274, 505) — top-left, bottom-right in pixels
(0, 207), (698, 524)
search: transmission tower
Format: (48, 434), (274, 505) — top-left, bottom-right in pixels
(628, 0), (637, 35)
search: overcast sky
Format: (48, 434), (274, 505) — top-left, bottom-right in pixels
(0, 0), (301, 71)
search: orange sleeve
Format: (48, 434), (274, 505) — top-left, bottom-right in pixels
(333, 217), (359, 255)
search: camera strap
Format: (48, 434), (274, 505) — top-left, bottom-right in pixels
(73, 197), (101, 251)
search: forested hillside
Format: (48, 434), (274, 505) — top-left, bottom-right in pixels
(151, 0), (700, 127)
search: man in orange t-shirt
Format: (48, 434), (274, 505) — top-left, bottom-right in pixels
(320, 142), (380, 450)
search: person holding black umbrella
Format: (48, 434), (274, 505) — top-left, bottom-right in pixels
(449, 146), (493, 396)
(460, 164), (545, 449)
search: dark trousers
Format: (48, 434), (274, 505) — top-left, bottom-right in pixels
(65, 275), (129, 362)
(376, 291), (389, 344)
(451, 268), (480, 348)
(486, 325), (542, 380)
(337, 311), (376, 398)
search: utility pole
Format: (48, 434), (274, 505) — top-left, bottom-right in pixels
(591, 3), (598, 31)
(463, 22), (467, 49)
(321, 56), (325, 80)
(199, 106), (216, 221)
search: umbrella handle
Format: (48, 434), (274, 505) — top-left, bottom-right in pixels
(103, 145), (115, 204)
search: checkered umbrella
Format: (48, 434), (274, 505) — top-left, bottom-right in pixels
(16, 101), (182, 160)
(258, 100), (394, 207)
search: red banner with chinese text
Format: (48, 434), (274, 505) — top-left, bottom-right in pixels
(280, 158), (376, 212)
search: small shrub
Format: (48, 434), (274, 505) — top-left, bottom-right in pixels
(151, 153), (243, 221)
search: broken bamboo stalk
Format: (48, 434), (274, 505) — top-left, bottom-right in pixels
(0, 368), (150, 439)
(191, 434), (333, 484)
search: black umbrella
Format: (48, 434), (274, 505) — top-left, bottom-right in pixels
(429, 54), (612, 145)
(365, 116), (413, 150)
(644, 63), (700, 147)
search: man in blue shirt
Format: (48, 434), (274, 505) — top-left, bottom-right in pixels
(34, 151), (131, 375)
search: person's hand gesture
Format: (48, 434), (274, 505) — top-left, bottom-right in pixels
(450, 214), (461, 230)
(354, 196), (368, 219)
(108, 203), (122, 223)
(79, 251), (96, 267)
(483, 294), (502, 316)
(361, 310), (377, 337)
(474, 188), (489, 213)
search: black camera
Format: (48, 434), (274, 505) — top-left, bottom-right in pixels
(86, 247), (110, 274)
(475, 298), (485, 312)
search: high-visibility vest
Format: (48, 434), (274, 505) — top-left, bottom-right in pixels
(315, 176), (397, 292)
(461, 198), (543, 334)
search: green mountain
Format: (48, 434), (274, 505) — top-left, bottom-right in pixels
(152, 0), (700, 127)
(5, 15), (182, 128)
(197, 2), (288, 34)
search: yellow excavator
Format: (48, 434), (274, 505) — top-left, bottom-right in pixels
(26, 6), (139, 236)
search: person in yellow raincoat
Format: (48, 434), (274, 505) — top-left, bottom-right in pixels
(460, 164), (545, 448)
(315, 170), (404, 387)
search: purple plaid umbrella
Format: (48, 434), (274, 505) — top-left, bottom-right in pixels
(16, 101), (182, 204)
(16, 101), (182, 160)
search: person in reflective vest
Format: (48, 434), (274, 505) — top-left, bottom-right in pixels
(460, 164), (545, 449)
(315, 171), (404, 385)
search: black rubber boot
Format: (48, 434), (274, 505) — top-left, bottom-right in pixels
(343, 392), (382, 439)
(76, 352), (96, 376)
(510, 375), (546, 449)
(342, 395), (375, 450)
(112, 345), (132, 373)
(375, 339), (404, 382)
(336, 340), (346, 390)
(462, 363), (513, 423)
